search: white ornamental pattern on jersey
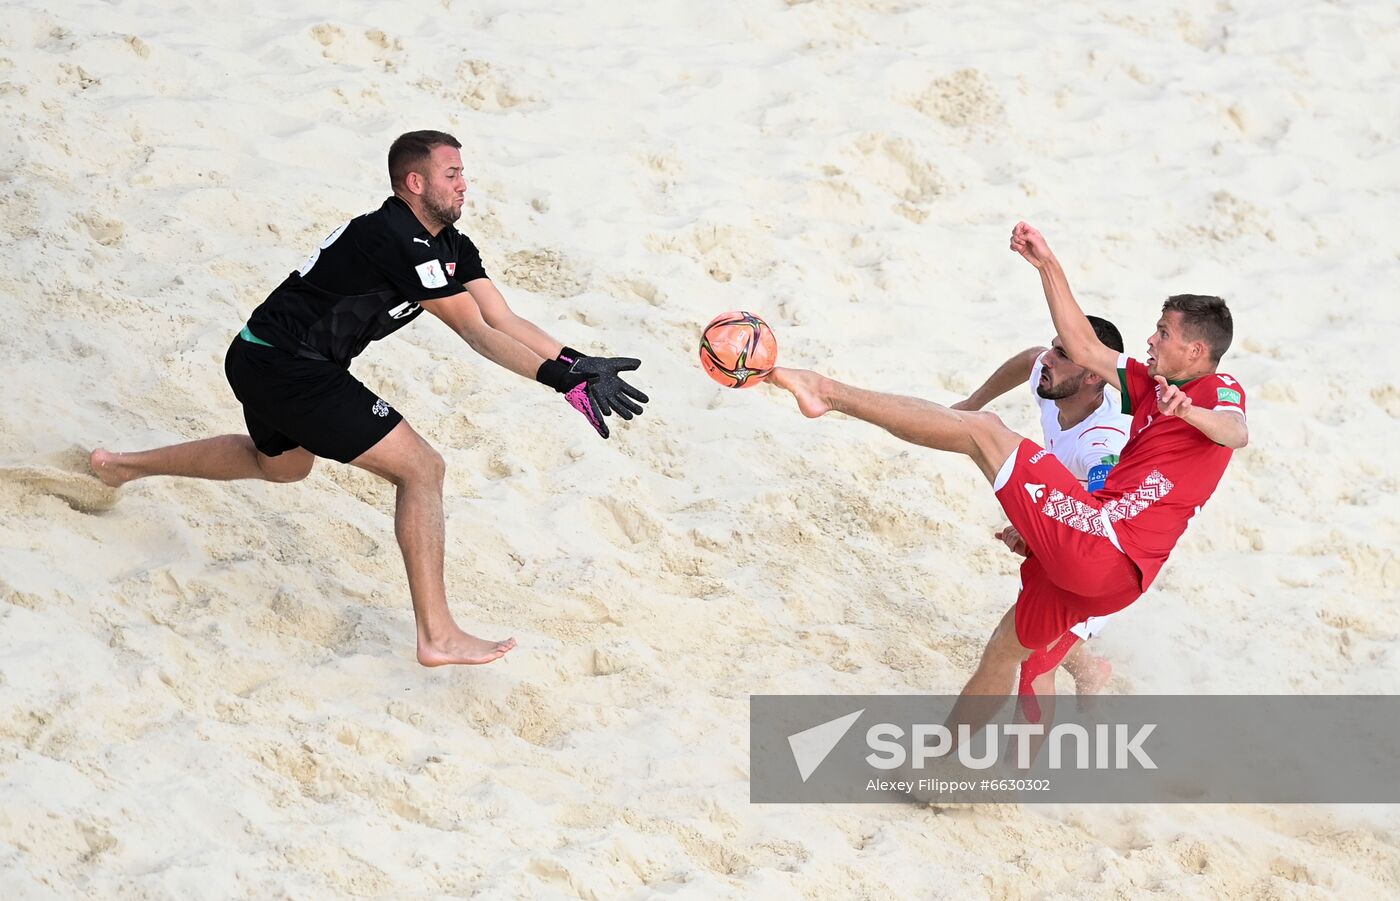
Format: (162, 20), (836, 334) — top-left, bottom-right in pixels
(1101, 470), (1174, 523)
(1039, 470), (1175, 536)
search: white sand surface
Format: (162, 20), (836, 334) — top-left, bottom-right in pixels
(3, 0), (1399, 896)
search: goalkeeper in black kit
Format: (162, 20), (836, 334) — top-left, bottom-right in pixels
(90, 130), (649, 667)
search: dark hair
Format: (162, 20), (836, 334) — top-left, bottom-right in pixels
(1085, 314), (1124, 353)
(1162, 294), (1233, 362)
(388, 130), (462, 191)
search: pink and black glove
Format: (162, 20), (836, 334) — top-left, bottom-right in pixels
(536, 346), (649, 439)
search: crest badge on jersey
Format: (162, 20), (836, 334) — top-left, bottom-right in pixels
(445, 262), (456, 277)
(415, 259), (447, 288)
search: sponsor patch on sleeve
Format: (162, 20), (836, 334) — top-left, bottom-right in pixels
(1087, 462), (1115, 493)
(415, 259), (447, 289)
(1217, 386), (1242, 405)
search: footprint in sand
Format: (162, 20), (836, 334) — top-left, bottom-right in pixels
(0, 446), (119, 513)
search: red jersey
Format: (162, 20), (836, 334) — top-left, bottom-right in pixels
(1095, 355), (1246, 590)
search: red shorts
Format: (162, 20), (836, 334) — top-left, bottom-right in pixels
(995, 440), (1143, 649)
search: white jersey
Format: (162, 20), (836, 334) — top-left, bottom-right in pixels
(1030, 352), (1130, 485)
(1028, 352), (1131, 641)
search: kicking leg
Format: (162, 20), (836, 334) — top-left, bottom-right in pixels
(351, 420), (515, 667)
(768, 367), (1024, 483)
(90, 436), (314, 486)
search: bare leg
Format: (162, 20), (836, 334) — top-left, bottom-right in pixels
(90, 435), (314, 486)
(770, 367), (1034, 732)
(351, 421), (515, 667)
(945, 606), (1033, 744)
(1063, 643), (1114, 695)
(768, 367), (1024, 483)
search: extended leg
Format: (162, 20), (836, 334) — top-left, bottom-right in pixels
(351, 420), (515, 666)
(90, 436), (314, 485)
(768, 367), (1024, 483)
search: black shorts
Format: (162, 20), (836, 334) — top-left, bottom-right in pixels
(224, 336), (403, 463)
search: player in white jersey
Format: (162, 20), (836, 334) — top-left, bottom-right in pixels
(952, 315), (1128, 707)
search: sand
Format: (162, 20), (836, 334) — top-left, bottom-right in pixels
(2, 0), (1399, 896)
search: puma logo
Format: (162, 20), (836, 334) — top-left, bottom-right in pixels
(413, 237), (430, 246)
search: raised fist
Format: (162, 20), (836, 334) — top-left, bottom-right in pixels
(1009, 221), (1054, 269)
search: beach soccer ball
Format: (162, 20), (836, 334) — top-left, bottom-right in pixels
(699, 311), (778, 388)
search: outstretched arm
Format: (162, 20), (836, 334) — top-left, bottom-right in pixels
(463, 277), (563, 361)
(424, 290), (648, 440)
(462, 276), (650, 432)
(950, 346), (1046, 411)
(1009, 222), (1119, 385)
(423, 291), (548, 379)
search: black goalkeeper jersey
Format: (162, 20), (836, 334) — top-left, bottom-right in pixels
(246, 196), (488, 367)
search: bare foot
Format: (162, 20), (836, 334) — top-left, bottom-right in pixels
(767, 367), (833, 418)
(1066, 650), (1113, 695)
(417, 629), (517, 667)
(89, 448), (136, 487)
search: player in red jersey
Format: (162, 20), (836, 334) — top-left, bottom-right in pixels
(770, 222), (1247, 736)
